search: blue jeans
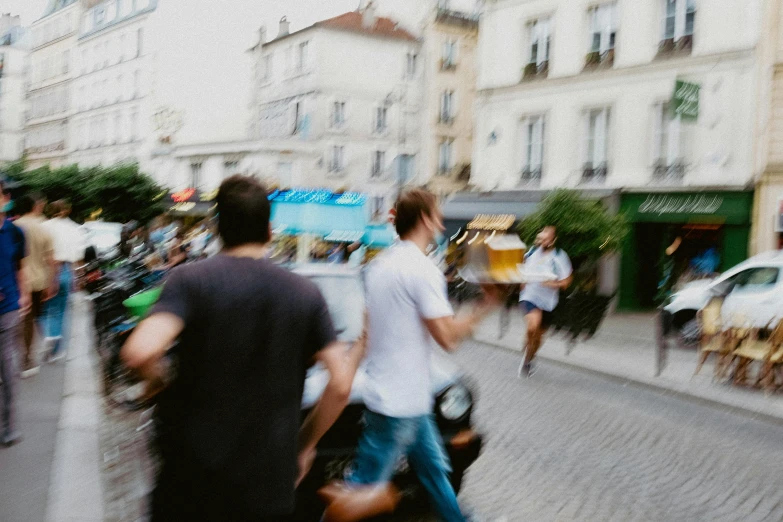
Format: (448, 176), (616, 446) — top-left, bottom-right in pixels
(45, 265), (72, 355)
(348, 411), (465, 522)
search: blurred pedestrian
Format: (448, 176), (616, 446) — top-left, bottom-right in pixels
(347, 241), (367, 268)
(42, 200), (86, 363)
(518, 226), (573, 378)
(0, 180), (29, 446)
(122, 175), (363, 521)
(348, 189), (499, 521)
(14, 192), (56, 378)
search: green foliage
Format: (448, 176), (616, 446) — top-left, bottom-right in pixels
(517, 189), (628, 263)
(10, 163), (166, 224)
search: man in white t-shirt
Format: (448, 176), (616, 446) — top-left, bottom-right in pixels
(42, 200), (87, 362)
(348, 189), (498, 521)
(519, 226), (573, 377)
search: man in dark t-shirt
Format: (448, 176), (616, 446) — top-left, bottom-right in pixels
(122, 176), (362, 521)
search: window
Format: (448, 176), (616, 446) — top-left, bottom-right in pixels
(190, 162), (203, 187)
(662, 0), (695, 48)
(588, 4), (616, 64)
(438, 139), (454, 174)
(91, 81), (98, 107)
(406, 52), (417, 78)
(522, 115), (545, 182)
(79, 86), (86, 110)
(442, 40), (457, 69)
(95, 5), (106, 25)
(130, 110), (138, 141)
(93, 44), (99, 71)
(332, 101), (346, 128)
(371, 150), (385, 178)
(263, 53), (272, 80)
(297, 41), (308, 71)
(137, 28), (143, 57)
(103, 41), (110, 67)
(374, 106), (388, 133)
(119, 34), (126, 62)
(721, 268), (781, 294)
(371, 196), (385, 222)
(114, 112), (122, 143)
(291, 101), (303, 135)
(438, 0), (450, 9)
(583, 108), (610, 182)
(329, 146), (345, 172)
(116, 75), (123, 102)
(62, 50), (69, 74)
(224, 161), (239, 176)
(103, 79), (109, 105)
(653, 101), (687, 180)
(440, 90), (455, 123)
(134, 70), (140, 98)
(526, 18), (551, 74)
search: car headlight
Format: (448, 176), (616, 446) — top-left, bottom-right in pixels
(437, 383), (473, 424)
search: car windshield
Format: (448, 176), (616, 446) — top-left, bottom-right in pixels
(83, 222), (122, 248)
(307, 272), (365, 343)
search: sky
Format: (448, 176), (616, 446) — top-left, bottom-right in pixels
(2, 0), (364, 30)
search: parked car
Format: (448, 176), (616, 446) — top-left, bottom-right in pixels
(661, 250), (783, 344)
(291, 264), (483, 518)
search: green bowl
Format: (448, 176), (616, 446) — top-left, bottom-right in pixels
(123, 286), (163, 318)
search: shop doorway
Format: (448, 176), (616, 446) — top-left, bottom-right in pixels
(634, 223), (724, 308)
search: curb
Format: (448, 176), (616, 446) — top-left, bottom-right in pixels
(475, 337), (783, 428)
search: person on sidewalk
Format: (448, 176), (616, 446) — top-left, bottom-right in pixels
(518, 226), (573, 378)
(42, 200), (86, 363)
(345, 189), (499, 521)
(0, 180), (30, 446)
(122, 175), (363, 521)
(14, 193), (56, 378)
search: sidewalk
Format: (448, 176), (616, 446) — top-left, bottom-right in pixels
(471, 307), (783, 424)
(0, 295), (105, 522)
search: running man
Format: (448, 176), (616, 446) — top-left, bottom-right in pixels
(519, 226), (573, 378)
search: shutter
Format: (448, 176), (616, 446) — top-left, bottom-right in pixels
(595, 109), (608, 165)
(581, 111), (591, 167)
(652, 103), (663, 164)
(531, 117), (543, 169)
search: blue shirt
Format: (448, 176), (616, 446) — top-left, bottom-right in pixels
(0, 219), (26, 315)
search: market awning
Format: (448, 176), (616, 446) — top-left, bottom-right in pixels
(363, 223), (397, 247)
(270, 189), (367, 238)
(166, 188), (218, 216)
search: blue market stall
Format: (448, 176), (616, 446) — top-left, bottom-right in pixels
(269, 189), (368, 262)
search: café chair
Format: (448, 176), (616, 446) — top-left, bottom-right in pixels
(693, 297), (724, 377)
(732, 319), (781, 388)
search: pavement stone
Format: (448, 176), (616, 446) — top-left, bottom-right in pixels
(471, 307), (783, 423)
(452, 342), (783, 521)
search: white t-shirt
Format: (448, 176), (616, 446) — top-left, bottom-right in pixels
(43, 217), (87, 264)
(520, 247), (573, 312)
(363, 240), (454, 418)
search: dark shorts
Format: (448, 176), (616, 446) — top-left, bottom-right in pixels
(520, 301), (554, 329)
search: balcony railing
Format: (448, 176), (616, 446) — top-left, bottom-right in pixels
(581, 163), (608, 184)
(657, 35), (693, 57)
(652, 162), (686, 183)
(520, 166), (542, 185)
(522, 60), (549, 81)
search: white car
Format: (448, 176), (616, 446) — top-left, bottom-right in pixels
(81, 221), (123, 258)
(662, 250), (783, 341)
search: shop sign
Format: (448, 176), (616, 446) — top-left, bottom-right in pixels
(639, 194), (723, 216)
(170, 202), (196, 213)
(171, 188), (196, 202)
(672, 80), (700, 121)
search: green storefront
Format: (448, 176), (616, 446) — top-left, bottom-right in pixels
(618, 191), (754, 310)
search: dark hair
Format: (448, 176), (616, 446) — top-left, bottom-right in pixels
(16, 191), (45, 216)
(394, 188), (437, 238)
(216, 175), (271, 247)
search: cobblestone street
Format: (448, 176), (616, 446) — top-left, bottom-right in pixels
(454, 342), (783, 522)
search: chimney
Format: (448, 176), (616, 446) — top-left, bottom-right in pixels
(258, 25), (266, 45)
(362, 1), (377, 29)
(278, 16), (290, 38)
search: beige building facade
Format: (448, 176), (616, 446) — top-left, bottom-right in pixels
(420, 7), (479, 196)
(752, 2), (783, 254)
